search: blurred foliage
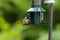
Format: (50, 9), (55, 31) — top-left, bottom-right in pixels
(0, 0), (60, 40)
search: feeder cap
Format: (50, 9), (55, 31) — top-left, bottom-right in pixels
(27, 6), (46, 12)
(44, 0), (55, 3)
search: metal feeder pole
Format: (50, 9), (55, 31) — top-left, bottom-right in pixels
(49, 3), (53, 40)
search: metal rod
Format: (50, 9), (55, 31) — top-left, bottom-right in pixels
(32, 0), (41, 6)
(48, 3), (53, 40)
(32, 0), (34, 6)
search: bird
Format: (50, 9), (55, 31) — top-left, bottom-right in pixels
(23, 16), (30, 25)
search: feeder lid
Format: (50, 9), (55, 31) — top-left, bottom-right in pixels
(44, 0), (54, 3)
(27, 6), (46, 12)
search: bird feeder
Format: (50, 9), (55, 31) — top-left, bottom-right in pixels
(27, 0), (46, 24)
(24, 0), (54, 40)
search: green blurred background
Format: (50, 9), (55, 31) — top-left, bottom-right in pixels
(0, 0), (60, 40)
